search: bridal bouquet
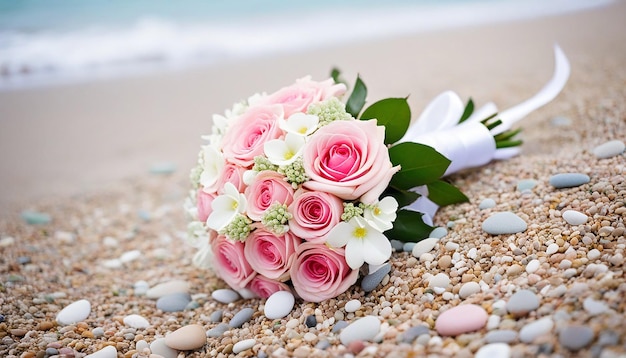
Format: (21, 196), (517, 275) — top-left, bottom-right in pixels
(186, 46), (569, 302)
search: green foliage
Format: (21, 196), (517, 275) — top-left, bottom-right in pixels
(388, 142), (451, 190)
(360, 97), (411, 144)
(458, 98), (474, 124)
(426, 180), (469, 206)
(385, 209), (434, 242)
(345, 75), (367, 118)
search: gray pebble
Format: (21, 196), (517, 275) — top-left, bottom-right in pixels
(478, 198), (496, 209)
(390, 240), (404, 252)
(185, 301), (200, 310)
(17, 256), (31, 265)
(597, 330), (619, 346)
(315, 339), (330, 350)
(517, 179), (537, 192)
(551, 116), (572, 127)
(559, 325), (595, 351)
(305, 315), (317, 328)
(549, 173), (590, 188)
(206, 323), (229, 338)
(149, 162), (177, 175)
(485, 329), (518, 343)
(21, 210), (52, 225)
(429, 227), (448, 239)
(229, 307), (254, 328)
(257, 351), (268, 358)
(402, 325), (430, 343)
(156, 292), (192, 312)
(403, 242), (416, 252)
(46, 348), (59, 356)
(332, 320), (349, 333)
(592, 139), (625, 159)
(210, 310), (223, 323)
(361, 263), (391, 292)
(92, 327), (105, 337)
(482, 211), (527, 235)
(506, 289), (540, 316)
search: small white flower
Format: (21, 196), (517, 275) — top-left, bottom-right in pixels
(364, 196), (399, 232)
(242, 170), (258, 186)
(326, 216), (392, 269)
(212, 114), (229, 135)
(199, 145), (225, 189)
(279, 112), (319, 136)
(264, 133), (306, 166)
(207, 182), (247, 231)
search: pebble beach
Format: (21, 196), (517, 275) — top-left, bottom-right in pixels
(1, 2), (626, 358)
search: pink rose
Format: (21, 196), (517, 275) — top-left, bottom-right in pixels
(244, 229), (300, 281)
(247, 275), (292, 299)
(197, 189), (216, 222)
(245, 171), (295, 221)
(290, 242), (359, 302)
(288, 189), (344, 243)
(211, 235), (256, 290)
(261, 76), (347, 118)
(221, 104), (284, 168)
(215, 162), (247, 194)
(302, 119), (400, 204)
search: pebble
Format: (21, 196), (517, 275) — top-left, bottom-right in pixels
(136, 340), (149, 351)
(587, 249), (601, 260)
(233, 338), (256, 354)
(506, 290), (539, 316)
(550, 116), (572, 126)
(156, 292), (192, 312)
(583, 297), (609, 315)
(92, 327), (105, 337)
(459, 281), (481, 299)
(211, 289), (240, 304)
(149, 162), (177, 175)
(482, 212), (527, 235)
(485, 330), (518, 343)
(230, 307), (254, 328)
(119, 250), (141, 263)
(549, 173), (590, 188)
(361, 263), (391, 292)
(305, 315), (317, 328)
(430, 227), (448, 238)
(206, 323), (229, 338)
(333, 320), (349, 333)
(412, 238), (439, 258)
(519, 317), (554, 343)
(84, 345), (117, 358)
(345, 299), (362, 313)
(146, 280), (190, 299)
(264, 291), (295, 319)
(428, 273), (450, 289)
(402, 325), (430, 343)
(559, 325), (595, 351)
(390, 239), (404, 251)
(517, 179), (537, 191)
(339, 316), (381, 345)
(165, 324), (207, 350)
(21, 210), (52, 225)
(150, 338), (178, 358)
(133, 280), (150, 295)
(123, 314), (150, 329)
(475, 343), (511, 358)
(210, 310), (223, 323)
(562, 210), (588, 225)
(525, 259), (540, 273)
(592, 139), (625, 159)
(403, 242), (416, 252)
(486, 315), (501, 330)
(479, 198), (496, 209)
(546, 243), (559, 255)
(316, 339), (331, 350)
(56, 299), (91, 325)
(435, 304), (488, 336)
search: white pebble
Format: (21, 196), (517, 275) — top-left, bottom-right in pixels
(264, 291), (295, 319)
(103, 236), (118, 247)
(486, 315), (501, 330)
(592, 139), (625, 159)
(562, 210), (588, 225)
(85, 345), (117, 358)
(123, 314), (150, 329)
(146, 280), (189, 299)
(428, 273), (450, 289)
(587, 249), (601, 260)
(233, 338), (256, 354)
(445, 242), (459, 251)
(467, 248), (478, 260)
(546, 243), (559, 255)
(525, 259), (540, 274)
(340, 316), (381, 345)
(479, 198), (497, 209)
(119, 250), (141, 263)
(212, 289), (240, 304)
(344, 299), (362, 313)
(519, 317), (554, 343)
(459, 281), (481, 299)
(475, 343), (511, 358)
(412, 238), (439, 258)
(56, 299), (91, 325)
(420, 253), (435, 262)
(583, 297), (609, 315)
(442, 292), (454, 301)
(482, 212), (527, 235)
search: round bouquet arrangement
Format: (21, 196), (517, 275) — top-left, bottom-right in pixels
(186, 46), (570, 303)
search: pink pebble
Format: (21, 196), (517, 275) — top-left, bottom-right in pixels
(435, 304), (488, 336)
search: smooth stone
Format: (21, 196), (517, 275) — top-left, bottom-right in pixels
(526, 259), (540, 273)
(402, 325), (430, 343)
(21, 210), (52, 225)
(123, 314), (150, 329)
(459, 281), (481, 299)
(519, 317), (554, 343)
(429, 227), (448, 239)
(549, 173), (590, 188)
(435, 304), (488, 336)
(403, 242), (416, 252)
(506, 290), (540, 316)
(56, 299), (91, 325)
(475, 343), (511, 358)
(210, 310), (223, 323)
(345, 299), (362, 313)
(305, 315), (317, 328)
(583, 298), (609, 315)
(119, 250), (141, 263)
(592, 139), (625, 159)
(206, 323), (229, 338)
(482, 212), (527, 235)
(150, 338), (178, 358)
(598, 330), (619, 346)
(339, 316), (381, 345)
(333, 320), (349, 333)
(562, 210), (588, 225)
(230, 308), (254, 328)
(550, 116), (572, 127)
(165, 324), (206, 350)
(412, 238), (439, 258)
(149, 162), (177, 175)
(136, 340), (149, 351)
(233, 338), (256, 354)
(84, 345), (117, 358)
(546, 243), (559, 255)
(186, 301), (200, 310)
(156, 293), (192, 312)
(146, 280), (189, 299)
(479, 198), (497, 209)
(133, 280), (150, 296)
(485, 330), (518, 343)
(516, 179), (537, 192)
(361, 263), (391, 292)
(211, 289), (240, 304)
(315, 339), (331, 350)
(428, 273), (450, 289)
(390, 240), (404, 251)
(559, 325), (594, 351)
(264, 291), (295, 319)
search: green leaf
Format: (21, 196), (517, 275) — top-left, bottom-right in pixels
(383, 187), (420, 208)
(426, 180), (469, 207)
(388, 142), (451, 190)
(385, 209), (434, 242)
(345, 75), (367, 118)
(360, 97), (411, 144)
(330, 67), (345, 86)
(458, 98), (474, 124)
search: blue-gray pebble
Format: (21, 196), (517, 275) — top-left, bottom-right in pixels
(390, 240), (404, 252)
(402, 325), (430, 343)
(206, 323), (229, 338)
(506, 289), (540, 316)
(210, 310), (223, 323)
(156, 292), (192, 312)
(517, 179), (537, 192)
(482, 212), (527, 235)
(549, 173), (590, 188)
(485, 329), (518, 343)
(559, 325), (595, 351)
(429, 227), (448, 239)
(332, 320), (349, 333)
(479, 198), (496, 209)
(21, 211), (51, 225)
(229, 307), (254, 328)
(315, 339), (330, 350)
(361, 263), (391, 292)
(403, 242), (416, 252)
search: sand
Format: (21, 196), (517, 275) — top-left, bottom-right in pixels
(1, 1), (625, 357)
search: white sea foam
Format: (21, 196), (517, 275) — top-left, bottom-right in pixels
(0, 0), (613, 90)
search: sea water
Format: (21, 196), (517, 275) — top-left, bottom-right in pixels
(0, 0), (613, 90)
